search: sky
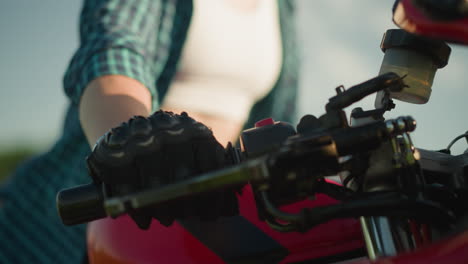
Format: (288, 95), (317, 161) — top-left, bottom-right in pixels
(0, 0), (467, 154)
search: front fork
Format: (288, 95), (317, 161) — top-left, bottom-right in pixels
(348, 113), (425, 260)
(360, 216), (397, 259)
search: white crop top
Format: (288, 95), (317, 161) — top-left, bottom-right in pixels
(162, 0), (282, 123)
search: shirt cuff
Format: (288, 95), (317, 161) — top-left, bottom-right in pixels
(63, 48), (157, 107)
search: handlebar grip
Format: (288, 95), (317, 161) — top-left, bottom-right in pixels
(56, 184), (106, 226)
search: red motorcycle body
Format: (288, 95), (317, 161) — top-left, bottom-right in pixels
(87, 184), (364, 264)
(87, 184), (468, 264)
(395, 0), (468, 44)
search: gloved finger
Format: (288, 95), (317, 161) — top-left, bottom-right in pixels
(139, 140), (197, 225)
(193, 137), (226, 172)
(129, 211), (153, 230)
(135, 150), (165, 188)
(165, 141), (197, 182)
(192, 138), (240, 218)
(151, 202), (176, 227)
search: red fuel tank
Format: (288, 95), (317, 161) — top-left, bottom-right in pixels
(87, 184), (364, 264)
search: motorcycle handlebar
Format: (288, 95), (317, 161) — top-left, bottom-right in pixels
(56, 183), (106, 225)
(56, 116), (416, 226)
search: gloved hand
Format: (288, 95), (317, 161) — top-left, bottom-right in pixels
(86, 110), (239, 229)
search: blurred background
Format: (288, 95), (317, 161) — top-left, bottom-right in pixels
(0, 0), (466, 180)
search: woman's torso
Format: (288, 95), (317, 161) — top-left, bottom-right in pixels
(162, 0), (282, 145)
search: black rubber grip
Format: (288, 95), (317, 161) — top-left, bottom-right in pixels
(56, 184), (106, 226)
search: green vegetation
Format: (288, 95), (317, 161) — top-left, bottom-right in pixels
(0, 149), (36, 182)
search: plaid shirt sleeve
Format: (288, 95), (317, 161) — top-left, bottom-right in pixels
(63, 0), (176, 107)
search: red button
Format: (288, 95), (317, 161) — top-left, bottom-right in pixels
(255, 117), (275, 128)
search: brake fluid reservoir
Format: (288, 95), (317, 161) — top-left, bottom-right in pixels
(377, 29), (451, 104)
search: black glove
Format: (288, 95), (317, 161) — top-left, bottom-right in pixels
(86, 110), (239, 229)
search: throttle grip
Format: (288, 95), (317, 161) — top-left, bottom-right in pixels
(56, 184), (106, 226)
